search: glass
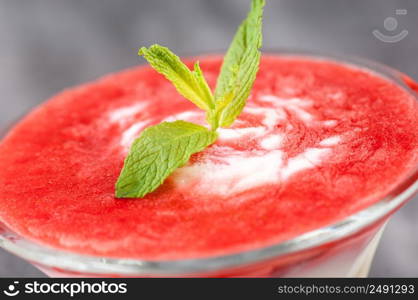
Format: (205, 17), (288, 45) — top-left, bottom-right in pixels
(0, 50), (417, 277)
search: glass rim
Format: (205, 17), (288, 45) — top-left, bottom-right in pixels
(1, 49), (417, 275)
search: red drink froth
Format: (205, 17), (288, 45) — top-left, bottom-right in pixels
(0, 55), (417, 261)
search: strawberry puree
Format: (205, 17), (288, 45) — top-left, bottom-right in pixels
(0, 56), (417, 259)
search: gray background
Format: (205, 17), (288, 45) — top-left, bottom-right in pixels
(0, 0), (417, 277)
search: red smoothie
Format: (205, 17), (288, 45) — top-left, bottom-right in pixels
(0, 55), (417, 260)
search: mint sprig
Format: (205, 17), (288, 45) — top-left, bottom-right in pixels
(115, 0), (265, 198)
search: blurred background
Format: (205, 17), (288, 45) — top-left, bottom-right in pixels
(0, 0), (417, 277)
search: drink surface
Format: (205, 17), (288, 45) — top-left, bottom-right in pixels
(0, 55), (417, 259)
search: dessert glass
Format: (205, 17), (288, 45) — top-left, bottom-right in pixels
(0, 50), (417, 277)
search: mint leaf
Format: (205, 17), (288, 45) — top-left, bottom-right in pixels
(139, 45), (215, 112)
(115, 121), (217, 198)
(215, 0), (265, 127)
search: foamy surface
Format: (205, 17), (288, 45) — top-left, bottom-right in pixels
(110, 94), (343, 197)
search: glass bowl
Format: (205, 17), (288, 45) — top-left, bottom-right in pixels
(0, 50), (417, 277)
